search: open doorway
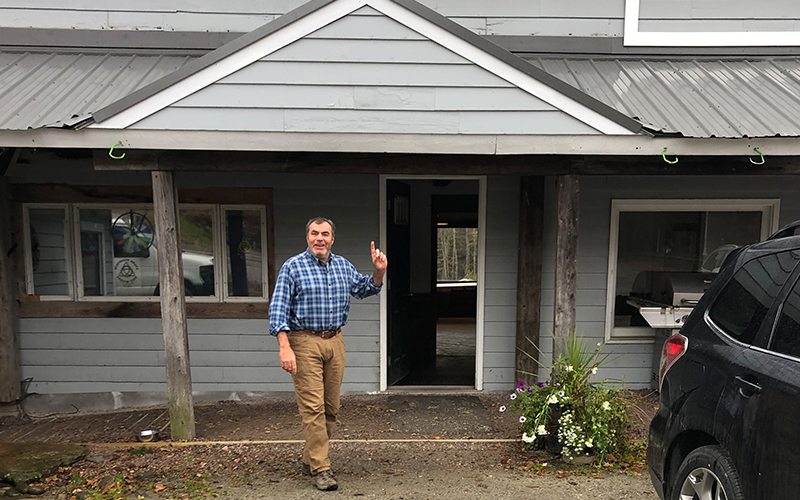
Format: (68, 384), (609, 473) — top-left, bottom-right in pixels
(385, 178), (481, 387)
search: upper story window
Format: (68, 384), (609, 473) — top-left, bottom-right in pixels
(24, 202), (269, 303)
(605, 199), (779, 342)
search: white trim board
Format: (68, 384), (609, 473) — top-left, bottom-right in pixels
(378, 175), (487, 392)
(624, 0), (800, 47)
(9, 129), (800, 156)
(90, 0), (633, 135)
(603, 198), (781, 344)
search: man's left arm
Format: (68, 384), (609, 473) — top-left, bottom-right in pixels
(351, 241), (387, 299)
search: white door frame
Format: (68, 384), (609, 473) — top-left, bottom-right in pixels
(379, 175), (487, 391)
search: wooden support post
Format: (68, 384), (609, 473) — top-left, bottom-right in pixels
(553, 175), (579, 362)
(0, 178), (21, 402)
(151, 171), (195, 441)
(515, 176), (544, 386)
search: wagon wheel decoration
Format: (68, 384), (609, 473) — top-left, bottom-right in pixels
(112, 210), (155, 254)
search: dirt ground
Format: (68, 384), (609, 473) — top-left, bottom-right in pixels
(1, 390), (660, 499)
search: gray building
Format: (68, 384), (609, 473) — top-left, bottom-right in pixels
(2, 0), (800, 411)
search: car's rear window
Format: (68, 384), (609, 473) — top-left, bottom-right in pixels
(709, 251), (800, 344)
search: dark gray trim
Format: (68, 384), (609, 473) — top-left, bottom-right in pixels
(488, 35), (800, 57)
(91, 0), (641, 134)
(0, 27), (236, 53)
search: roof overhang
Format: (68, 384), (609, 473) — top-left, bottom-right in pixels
(4, 128), (800, 157)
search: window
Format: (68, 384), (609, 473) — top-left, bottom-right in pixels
(709, 251), (800, 345)
(606, 199), (779, 341)
(770, 273), (800, 358)
(23, 202), (270, 304)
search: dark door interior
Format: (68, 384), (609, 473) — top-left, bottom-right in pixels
(387, 180), (412, 386)
(386, 179), (479, 387)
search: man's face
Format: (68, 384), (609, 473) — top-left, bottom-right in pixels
(307, 221), (334, 262)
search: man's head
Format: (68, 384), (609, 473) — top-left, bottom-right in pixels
(306, 217), (336, 262)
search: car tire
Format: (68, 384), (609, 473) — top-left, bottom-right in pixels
(670, 445), (744, 500)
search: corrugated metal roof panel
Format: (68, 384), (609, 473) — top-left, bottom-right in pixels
(0, 52), (195, 130)
(525, 56), (800, 138)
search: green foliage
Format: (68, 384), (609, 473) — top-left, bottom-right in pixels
(506, 331), (630, 464)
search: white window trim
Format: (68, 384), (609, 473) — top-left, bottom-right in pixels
(624, 0), (800, 47)
(23, 204), (74, 301)
(23, 202), (269, 303)
(605, 198), (781, 343)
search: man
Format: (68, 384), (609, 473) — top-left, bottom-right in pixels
(269, 217), (387, 491)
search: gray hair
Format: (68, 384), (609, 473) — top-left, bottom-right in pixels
(306, 217), (336, 238)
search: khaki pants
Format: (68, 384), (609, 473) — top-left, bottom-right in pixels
(288, 332), (346, 474)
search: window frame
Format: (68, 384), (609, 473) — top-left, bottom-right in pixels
(605, 198), (780, 343)
(14, 185), (275, 318)
(23, 203), (75, 301)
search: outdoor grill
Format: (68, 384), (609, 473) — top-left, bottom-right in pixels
(627, 271), (717, 329)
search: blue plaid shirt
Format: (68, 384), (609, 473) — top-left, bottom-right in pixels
(268, 249), (382, 335)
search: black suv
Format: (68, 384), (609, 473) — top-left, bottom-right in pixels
(648, 222), (800, 500)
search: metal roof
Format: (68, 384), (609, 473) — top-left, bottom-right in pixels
(0, 52), (195, 130)
(524, 56), (800, 139)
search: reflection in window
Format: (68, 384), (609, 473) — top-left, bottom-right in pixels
(614, 211), (762, 328)
(225, 210), (263, 297)
(28, 208), (70, 296)
(771, 270), (800, 358)
(178, 209), (215, 297)
(709, 251), (800, 344)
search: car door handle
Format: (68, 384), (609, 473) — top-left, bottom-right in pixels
(734, 375), (762, 397)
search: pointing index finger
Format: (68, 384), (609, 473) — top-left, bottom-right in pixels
(371, 240), (376, 255)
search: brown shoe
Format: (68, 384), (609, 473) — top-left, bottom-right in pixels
(311, 469), (338, 491)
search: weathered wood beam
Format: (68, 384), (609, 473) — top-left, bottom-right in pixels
(0, 178), (21, 402)
(515, 176), (544, 386)
(151, 171), (195, 441)
(553, 175), (579, 363)
(91, 149), (800, 175)
(18, 301), (269, 318)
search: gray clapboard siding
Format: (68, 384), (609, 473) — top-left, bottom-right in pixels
(220, 62), (515, 87)
(536, 174), (800, 389)
(482, 176), (519, 391)
(5, 0), (800, 37)
(133, 9), (600, 136)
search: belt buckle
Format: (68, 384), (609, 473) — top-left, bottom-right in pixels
(321, 330), (335, 339)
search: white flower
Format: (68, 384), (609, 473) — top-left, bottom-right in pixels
(602, 401), (611, 411)
(547, 394), (558, 405)
(510, 393), (517, 400)
(519, 416), (527, 423)
(521, 432), (535, 444)
(499, 405), (506, 412)
(591, 367), (598, 375)
(585, 439), (593, 448)
(537, 425), (548, 436)
(566, 365), (574, 372)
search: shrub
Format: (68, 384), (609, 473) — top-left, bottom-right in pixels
(503, 332), (630, 463)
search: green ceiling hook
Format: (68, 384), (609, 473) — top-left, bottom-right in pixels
(750, 147), (765, 165)
(109, 141), (125, 160)
(661, 147), (678, 165)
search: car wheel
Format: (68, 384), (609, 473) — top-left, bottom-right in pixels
(671, 445), (744, 500)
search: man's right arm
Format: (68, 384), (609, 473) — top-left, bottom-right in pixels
(276, 331), (296, 375)
(269, 264), (296, 375)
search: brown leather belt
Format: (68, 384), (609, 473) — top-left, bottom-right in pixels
(294, 328), (341, 339)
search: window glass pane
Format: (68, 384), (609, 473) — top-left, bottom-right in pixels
(28, 208), (70, 296)
(179, 209), (215, 297)
(225, 209), (263, 297)
(437, 227), (478, 282)
(709, 251), (800, 344)
(80, 208), (157, 297)
(773, 277), (800, 358)
(614, 210), (762, 328)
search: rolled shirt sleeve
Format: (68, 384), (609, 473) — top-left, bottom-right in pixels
(268, 263), (295, 336)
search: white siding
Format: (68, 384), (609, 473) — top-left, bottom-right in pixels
(130, 8), (598, 136)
